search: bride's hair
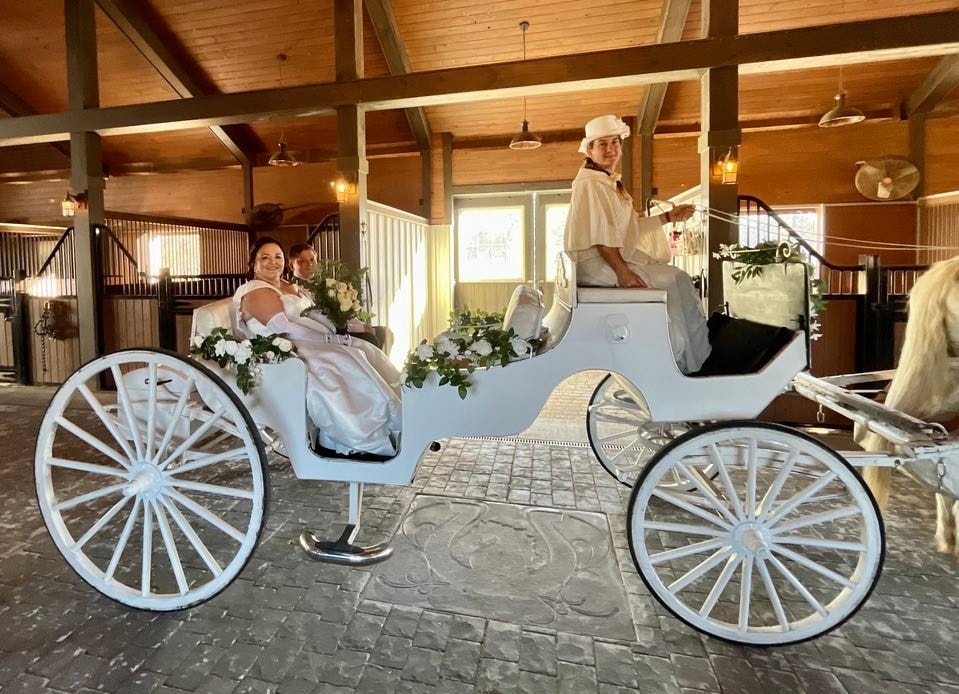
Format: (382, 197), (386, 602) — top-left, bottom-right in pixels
(247, 236), (284, 279)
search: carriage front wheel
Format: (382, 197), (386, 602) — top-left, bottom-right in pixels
(628, 421), (883, 646)
(35, 349), (269, 611)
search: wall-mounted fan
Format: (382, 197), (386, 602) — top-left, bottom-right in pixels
(854, 158), (920, 201)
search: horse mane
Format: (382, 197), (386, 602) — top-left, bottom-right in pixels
(857, 256), (959, 455)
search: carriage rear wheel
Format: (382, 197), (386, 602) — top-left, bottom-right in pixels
(35, 349), (269, 611)
(628, 422), (883, 646)
(587, 373), (699, 488)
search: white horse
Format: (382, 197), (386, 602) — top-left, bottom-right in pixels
(856, 255), (959, 555)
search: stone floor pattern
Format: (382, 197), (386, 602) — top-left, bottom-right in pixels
(4, 383), (959, 693)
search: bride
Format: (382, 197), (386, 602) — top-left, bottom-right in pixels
(233, 237), (401, 456)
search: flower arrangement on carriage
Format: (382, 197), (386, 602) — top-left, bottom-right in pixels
(190, 328), (297, 393)
(403, 307), (542, 399)
(296, 259), (373, 332)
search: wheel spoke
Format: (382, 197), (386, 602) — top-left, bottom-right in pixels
(653, 489), (734, 531)
(668, 546), (734, 594)
(53, 482), (128, 512)
(165, 447), (250, 477)
(772, 535), (866, 552)
(770, 506), (862, 534)
(76, 384), (137, 464)
(141, 500), (153, 597)
(757, 448), (800, 520)
(151, 499), (189, 595)
(594, 411), (644, 427)
(739, 555), (754, 631)
(164, 488), (246, 543)
(766, 472), (839, 527)
(756, 553), (789, 631)
(145, 363), (159, 461)
(111, 364), (144, 462)
(149, 375), (195, 466)
(159, 495), (223, 577)
(597, 428), (639, 444)
(167, 479), (255, 500)
(72, 495), (133, 550)
(699, 554), (743, 619)
(745, 437), (758, 518)
(674, 462), (738, 525)
(769, 545), (856, 590)
(55, 416), (131, 469)
(764, 550), (828, 617)
(105, 497), (141, 582)
(708, 443), (746, 520)
(157, 407), (227, 472)
(609, 437), (647, 462)
(650, 537), (730, 565)
(47, 457), (128, 478)
(640, 521), (728, 537)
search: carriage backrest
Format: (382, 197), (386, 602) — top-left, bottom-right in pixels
(191, 297), (236, 338)
(502, 285), (545, 342)
(722, 261), (808, 332)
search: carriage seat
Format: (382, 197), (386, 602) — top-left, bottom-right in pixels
(502, 284), (545, 343)
(191, 297), (235, 337)
(577, 287), (667, 303)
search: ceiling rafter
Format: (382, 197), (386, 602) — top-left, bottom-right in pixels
(637, 0), (693, 135)
(94, 0), (260, 165)
(363, 0), (431, 151)
(0, 10), (957, 147)
(0, 82), (72, 161)
(902, 54), (959, 118)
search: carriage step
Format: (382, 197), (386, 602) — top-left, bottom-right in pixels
(299, 527), (394, 566)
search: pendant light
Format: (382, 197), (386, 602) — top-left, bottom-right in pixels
(508, 21), (542, 150)
(268, 54), (300, 167)
(818, 3), (864, 128)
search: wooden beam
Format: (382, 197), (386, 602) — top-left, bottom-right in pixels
(637, 0), (693, 135)
(363, 0), (431, 151)
(0, 83), (72, 161)
(94, 0), (258, 164)
(903, 55), (959, 118)
(1, 11), (957, 147)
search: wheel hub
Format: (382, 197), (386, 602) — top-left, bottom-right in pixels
(732, 521), (768, 555)
(125, 463), (165, 499)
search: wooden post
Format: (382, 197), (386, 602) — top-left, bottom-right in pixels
(66, 0), (105, 364)
(857, 253), (893, 372)
(156, 268), (177, 351)
(12, 269), (30, 384)
(700, 0), (741, 314)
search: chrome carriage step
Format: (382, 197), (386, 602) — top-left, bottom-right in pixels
(299, 527), (393, 566)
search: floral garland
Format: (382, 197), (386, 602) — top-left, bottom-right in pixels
(713, 240), (825, 338)
(403, 308), (541, 399)
(190, 327), (296, 394)
(297, 260), (373, 331)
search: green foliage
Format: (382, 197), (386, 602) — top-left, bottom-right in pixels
(190, 327), (297, 394)
(298, 260), (373, 331)
(403, 306), (541, 399)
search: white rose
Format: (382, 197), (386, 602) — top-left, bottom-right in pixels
(414, 343), (434, 359)
(352, 301), (361, 311)
(510, 337), (530, 356)
(213, 341), (227, 357)
(233, 349), (250, 365)
(336, 282), (348, 294)
(264, 350), (276, 362)
(327, 289), (337, 299)
(223, 340), (239, 356)
(435, 338), (458, 357)
(347, 288), (358, 300)
(339, 298), (353, 312)
(272, 337), (293, 353)
(471, 339), (492, 357)
(190, 335), (204, 348)
(325, 278), (337, 287)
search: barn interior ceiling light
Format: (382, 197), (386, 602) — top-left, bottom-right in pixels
(508, 21), (542, 151)
(268, 54), (300, 167)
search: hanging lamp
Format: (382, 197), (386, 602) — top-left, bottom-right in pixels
(508, 21), (542, 150)
(268, 54), (300, 167)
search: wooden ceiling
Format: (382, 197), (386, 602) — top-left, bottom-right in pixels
(0, 0), (957, 178)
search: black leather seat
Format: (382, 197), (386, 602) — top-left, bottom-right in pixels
(692, 313), (796, 377)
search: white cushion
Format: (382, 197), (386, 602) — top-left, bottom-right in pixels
(192, 298), (235, 337)
(502, 285), (544, 341)
(577, 287), (666, 303)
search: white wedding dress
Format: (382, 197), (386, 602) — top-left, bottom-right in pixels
(233, 280), (401, 456)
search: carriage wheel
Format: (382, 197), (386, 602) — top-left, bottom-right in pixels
(35, 349), (269, 611)
(587, 373), (700, 488)
(628, 421), (883, 646)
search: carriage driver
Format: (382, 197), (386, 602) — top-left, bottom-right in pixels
(563, 114), (711, 374)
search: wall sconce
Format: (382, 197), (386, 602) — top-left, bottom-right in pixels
(713, 148), (739, 185)
(61, 191), (88, 217)
(330, 175), (357, 204)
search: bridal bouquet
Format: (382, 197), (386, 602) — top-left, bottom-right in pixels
(190, 328), (296, 393)
(298, 260), (373, 331)
(403, 308), (541, 399)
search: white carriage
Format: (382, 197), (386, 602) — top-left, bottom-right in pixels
(35, 251), (952, 646)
